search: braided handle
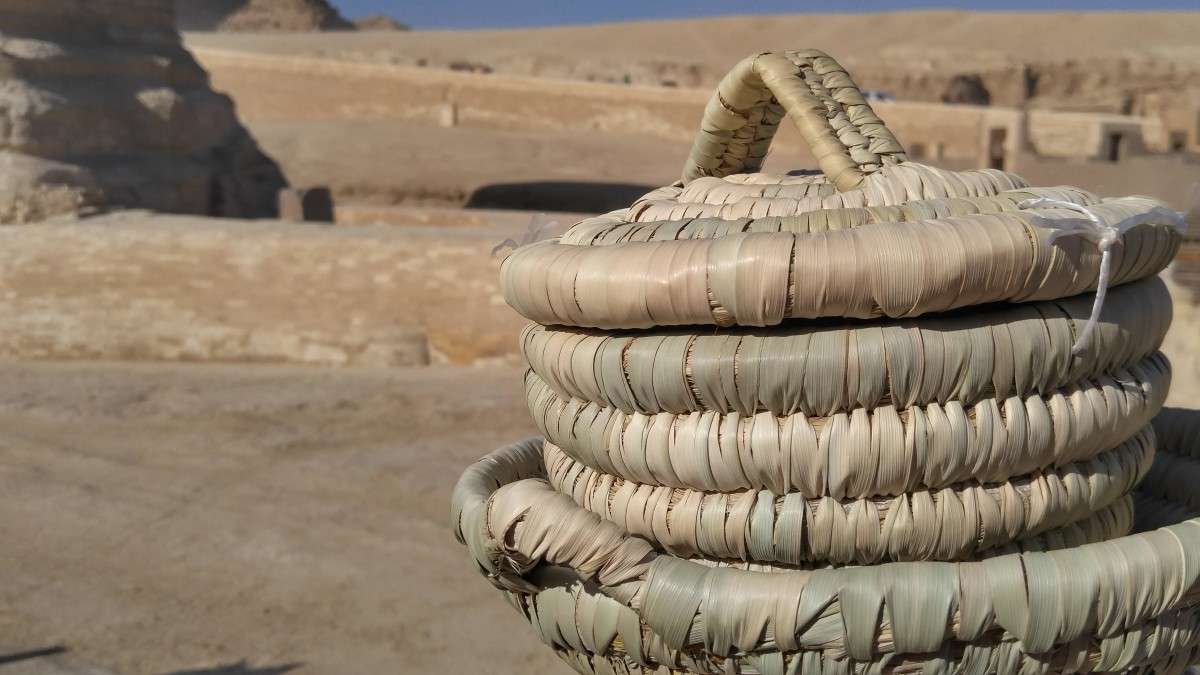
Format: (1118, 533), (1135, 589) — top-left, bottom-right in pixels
(682, 50), (908, 191)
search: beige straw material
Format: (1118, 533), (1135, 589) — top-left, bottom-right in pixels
(501, 197), (1180, 329)
(668, 493), (1136, 571)
(528, 352), (1168, 498)
(502, 50), (1182, 330)
(562, 186), (1096, 244)
(681, 50), (909, 191)
(634, 165), (1025, 223)
(451, 421), (1200, 669)
(678, 494), (1136, 571)
(542, 429), (1153, 565)
(512, 581), (1200, 675)
(520, 277), (1171, 417)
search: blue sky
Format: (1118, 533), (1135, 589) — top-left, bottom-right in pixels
(332, 1), (1200, 28)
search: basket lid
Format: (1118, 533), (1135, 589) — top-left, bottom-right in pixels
(500, 51), (1184, 330)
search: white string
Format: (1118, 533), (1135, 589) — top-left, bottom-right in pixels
(1020, 197), (1188, 355)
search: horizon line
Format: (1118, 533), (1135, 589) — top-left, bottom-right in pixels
(382, 7), (1200, 31)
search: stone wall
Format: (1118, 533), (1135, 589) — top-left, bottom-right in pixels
(192, 48), (1167, 174)
(182, 12), (1200, 152)
(0, 0), (287, 223)
(1027, 111), (1157, 160)
(870, 102), (995, 164)
(0, 213), (527, 365)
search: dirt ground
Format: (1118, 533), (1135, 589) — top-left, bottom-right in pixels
(0, 362), (568, 675)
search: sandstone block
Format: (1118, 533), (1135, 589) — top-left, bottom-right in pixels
(278, 187), (335, 223)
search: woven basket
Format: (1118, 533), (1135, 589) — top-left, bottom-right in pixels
(453, 417), (1200, 674)
(453, 49), (1193, 673)
(453, 416), (1200, 675)
(501, 51), (1179, 329)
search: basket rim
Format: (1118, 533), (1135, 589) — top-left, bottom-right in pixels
(500, 190), (1181, 330)
(561, 182), (1091, 245)
(452, 427), (1200, 661)
(508, 573), (1200, 674)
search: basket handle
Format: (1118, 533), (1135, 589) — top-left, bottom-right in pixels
(681, 50), (908, 191)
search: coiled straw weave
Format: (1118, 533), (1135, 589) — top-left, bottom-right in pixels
(453, 422), (1200, 667)
(528, 352), (1169, 498)
(453, 420), (1200, 675)
(519, 277), (1172, 417)
(452, 48), (1195, 674)
(543, 431), (1152, 565)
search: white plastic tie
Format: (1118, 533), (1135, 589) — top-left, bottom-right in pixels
(1020, 197), (1188, 355)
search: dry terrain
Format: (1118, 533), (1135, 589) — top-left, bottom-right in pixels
(0, 212), (533, 366)
(0, 361), (557, 675)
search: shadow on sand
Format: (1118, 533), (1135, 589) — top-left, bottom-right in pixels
(162, 661), (302, 675)
(465, 181), (656, 213)
(0, 645), (69, 665)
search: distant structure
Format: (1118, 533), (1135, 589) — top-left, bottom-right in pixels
(277, 187), (335, 223)
(0, 0), (287, 223)
(353, 15), (410, 31)
(175, 0), (353, 32)
(942, 74), (991, 106)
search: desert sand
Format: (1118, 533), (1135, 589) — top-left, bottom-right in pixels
(0, 361), (564, 675)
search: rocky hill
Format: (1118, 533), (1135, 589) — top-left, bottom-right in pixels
(176, 0), (353, 31)
(353, 14), (408, 31)
(0, 0), (287, 223)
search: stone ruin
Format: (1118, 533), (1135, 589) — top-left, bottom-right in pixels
(175, 0), (353, 32)
(0, 0), (288, 223)
(941, 73), (992, 106)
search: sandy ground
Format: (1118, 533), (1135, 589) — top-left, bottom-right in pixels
(0, 362), (565, 675)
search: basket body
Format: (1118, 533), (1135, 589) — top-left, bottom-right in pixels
(453, 50), (1195, 674)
